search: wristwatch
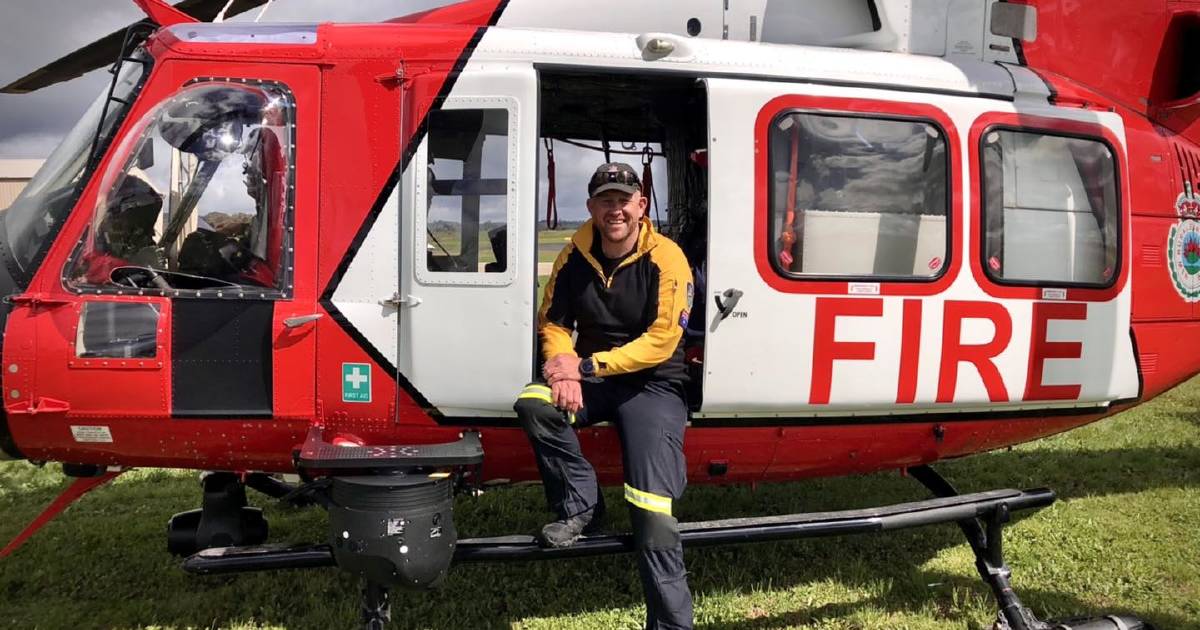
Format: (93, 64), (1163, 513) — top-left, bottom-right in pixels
(580, 357), (596, 378)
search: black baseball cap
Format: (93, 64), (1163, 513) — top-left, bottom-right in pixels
(588, 162), (641, 197)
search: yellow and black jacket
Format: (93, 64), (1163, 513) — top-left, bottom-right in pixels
(540, 218), (693, 384)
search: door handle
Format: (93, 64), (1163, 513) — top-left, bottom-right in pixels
(710, 288), (744, 332)
(380, 293), (422, 309)
(283, 313), (324, 329)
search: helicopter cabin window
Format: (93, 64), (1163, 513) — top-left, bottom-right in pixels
(66, 81), (294, 297)
(981, 130), (1118, 286)
(769, 113), (948, 280)
(423, 108), (510, 275)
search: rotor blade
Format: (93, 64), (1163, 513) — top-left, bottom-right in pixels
(1, 0), (268, 94)
(172, 0), (270, 22)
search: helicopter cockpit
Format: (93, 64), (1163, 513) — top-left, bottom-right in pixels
(67, 80), (293, 295)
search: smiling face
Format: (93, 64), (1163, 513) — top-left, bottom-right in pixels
(586, 189), (647, 252)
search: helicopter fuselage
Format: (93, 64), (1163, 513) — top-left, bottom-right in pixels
(1, 1), (1198, 491)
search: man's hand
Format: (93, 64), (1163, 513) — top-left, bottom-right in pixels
(543, 353), (583, 385)
(551, 379), (583, 414)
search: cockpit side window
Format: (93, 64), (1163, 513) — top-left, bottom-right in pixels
(65, 80), (295, 298)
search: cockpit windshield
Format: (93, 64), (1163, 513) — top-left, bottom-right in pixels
(2, 50), (149, 274)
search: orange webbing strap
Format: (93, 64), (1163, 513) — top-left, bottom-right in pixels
(545, 138), (559, 230)
(779, 122), (801, 270)
(641, 145), (662, 230)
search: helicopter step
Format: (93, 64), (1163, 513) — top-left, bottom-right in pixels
(295, 425), (485, 470)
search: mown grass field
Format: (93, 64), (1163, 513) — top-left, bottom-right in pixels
(427, 228), (575, 265)
(1, 377), (1198, 629)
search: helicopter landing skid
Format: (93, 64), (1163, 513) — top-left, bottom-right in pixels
(181, 462), (1152, 630)
(907, 465), (1152, 630)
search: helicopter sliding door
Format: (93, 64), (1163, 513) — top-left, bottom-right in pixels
(699, 78), (1139, 418)
(394, 65), (538, 418)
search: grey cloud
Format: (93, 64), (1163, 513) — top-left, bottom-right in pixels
(0, 0), (452, 158)
(0, 1), (138, 157)
(1, 1), (673, 225)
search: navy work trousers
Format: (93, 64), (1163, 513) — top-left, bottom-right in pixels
(515, 378), (693, 630)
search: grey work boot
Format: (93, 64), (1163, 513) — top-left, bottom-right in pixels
(538, 501), (606, 548)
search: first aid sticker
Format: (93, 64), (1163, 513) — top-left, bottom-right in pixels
(342, 363), (372, 403)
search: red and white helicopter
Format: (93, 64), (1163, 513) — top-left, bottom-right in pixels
(1, 0), (1197, 627)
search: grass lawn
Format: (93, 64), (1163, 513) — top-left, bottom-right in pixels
(1, 377), (1198, 629)
(539, 229), (574, 263)
(426, 228), (574, 265)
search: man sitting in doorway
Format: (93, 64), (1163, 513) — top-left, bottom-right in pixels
(515, 163), (695, 629)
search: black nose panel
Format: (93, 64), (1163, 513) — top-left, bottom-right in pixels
(171, 299), (273, 418)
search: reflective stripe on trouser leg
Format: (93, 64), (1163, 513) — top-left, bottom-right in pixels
(517, 383), (575, 424)
(517, 383), (552, 404)
(625, 484), (672, 515)
(513, 383), (594, 518)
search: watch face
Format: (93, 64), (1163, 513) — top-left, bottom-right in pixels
(582, 358), (594, 376)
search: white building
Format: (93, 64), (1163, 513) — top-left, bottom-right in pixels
(0, 159), (44, 210)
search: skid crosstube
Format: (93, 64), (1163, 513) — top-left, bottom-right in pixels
(182, 486), (1054, 573)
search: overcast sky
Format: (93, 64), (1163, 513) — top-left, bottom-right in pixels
(0, 1), (665, 221)
(0, 1), (453, 158)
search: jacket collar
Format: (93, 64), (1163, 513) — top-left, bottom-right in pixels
(570, 217), (657, 280)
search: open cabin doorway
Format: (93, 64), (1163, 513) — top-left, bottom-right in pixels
(534, 70), (710, 409)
